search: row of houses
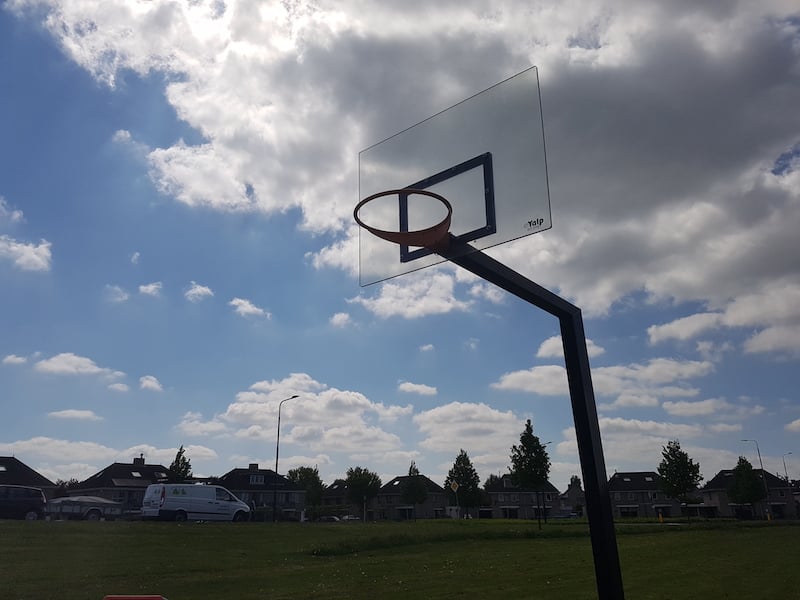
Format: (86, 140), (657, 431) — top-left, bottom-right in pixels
(2, 455), (796, 521)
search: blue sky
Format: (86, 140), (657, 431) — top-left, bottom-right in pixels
(1, 0), (799, 492)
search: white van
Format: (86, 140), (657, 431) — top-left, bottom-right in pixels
(141, 484), (250, 522)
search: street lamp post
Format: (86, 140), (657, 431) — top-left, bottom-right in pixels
(741, 439), (770, 519)
(783, 452), (793, 483)
(273, 394), (299, 522)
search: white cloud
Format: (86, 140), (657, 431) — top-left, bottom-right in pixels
(108, 383), (129, 392)
(130, 251), (140, 264)
(48, 409), (103, 421)
(371, 403), (414, 423)
(139, 375), (163, 392)
(34, 353), (122, 378)
(2, 354), (27, 365)
(185, 280), (213, 302)
(492, 364), (570, 396)
(744, 325), (800, 355)
(493, 357), (714, 413)
(647, 282), (800, 353)
(329, 312), (351, 327)
(419, 344), (434, 352)
(349, 272), (470, 319)
(536, 335), (605, 359)
(709, 423), (742, 433)
(0, 235), (52, 271)
(104, 284), (129, 303)
(397, 381), (437, 396)
(176, 411), (230, 436)
(662, 398), (732, 417)
(648, 313), (723, 344)
(468, 282), (506, 304)
(229, 297), (270, 318)
(663, 397), (765, 419)
(786, 419), (800, 433)
(191, 374), (415, 461)
(598, 393), (659, 410)
(414, 402), (521, 454)
(0, 437), (118, 463)
(139, 281), (162, 296)
(0, 197), (24, 224)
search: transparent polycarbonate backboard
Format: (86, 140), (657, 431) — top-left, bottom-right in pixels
(356, 66), (551, 286)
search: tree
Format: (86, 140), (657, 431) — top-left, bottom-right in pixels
(401, 462), (428, 519)
(509, 419), (550, 526)
(729, 456), (767, 517)
(657, 440), (703, 516)
(483, 473), (502, 491)
(287, 466), (326, 515)
(444, 449), (481, 515)
(345, 466), (382, 520)
(169, 445), (192, 482)
(509, 419), (550, 488)
(54, 478), (80, 498)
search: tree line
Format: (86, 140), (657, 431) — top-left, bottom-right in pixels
(54, 434), (772, 520)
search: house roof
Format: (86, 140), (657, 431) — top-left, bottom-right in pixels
(485, 474), (560, 494)
(378, 475), (446, 495)
(218, 466), (299, 491)
(607, 471), (661, 492)
(703, 468), (788, 491)
(323, 479), (348, 498)
(0, 456), (56, 488)
(74, 460), (171, 490)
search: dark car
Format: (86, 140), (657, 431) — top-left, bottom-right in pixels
(0, 485), (47, 520)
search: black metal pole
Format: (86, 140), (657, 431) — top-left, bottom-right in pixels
(442, 238), (624, 599)
(273, 395), (299, 523)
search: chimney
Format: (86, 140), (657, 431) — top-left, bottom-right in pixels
(133, 453), (145, 466)
(249, 463), (259, 471)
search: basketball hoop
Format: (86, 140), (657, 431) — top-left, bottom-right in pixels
(353, 189), (452, 251)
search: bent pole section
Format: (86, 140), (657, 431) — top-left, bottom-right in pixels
(440, 237), (625, 600)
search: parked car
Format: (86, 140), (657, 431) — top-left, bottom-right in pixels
(0, 485), (47, 520)
(317, 515), (340, 522)
(141, 483), (250, 522)
(48, 496), (123, 521)
(341, 514), (361, 522)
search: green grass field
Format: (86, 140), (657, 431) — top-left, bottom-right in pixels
(2, 519), (798, 599)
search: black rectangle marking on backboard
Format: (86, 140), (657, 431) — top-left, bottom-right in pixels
(399, 152), (496, 263)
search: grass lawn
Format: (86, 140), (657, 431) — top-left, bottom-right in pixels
(2, 519), (798, 599)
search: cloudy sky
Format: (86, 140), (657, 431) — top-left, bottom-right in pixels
(1, 0), (798, 492)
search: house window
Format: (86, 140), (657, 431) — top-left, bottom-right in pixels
(250, 474), (265, 485)
(131, 471), (142, 478)
(628, 493), (636, 500)
(545, 494), (552, 501)
(614, 493), (621, 501)
(651, 492), (658, 500)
